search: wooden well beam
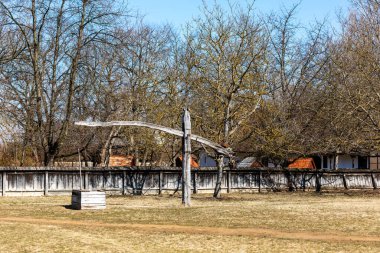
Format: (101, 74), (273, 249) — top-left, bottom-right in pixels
(75, 120), (233, 157)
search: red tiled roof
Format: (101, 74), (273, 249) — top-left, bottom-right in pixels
(288, 158), (316, 169)
(178, 155), (200, 168)
(109, 155), (135, 167)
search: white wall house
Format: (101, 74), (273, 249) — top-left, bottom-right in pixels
(321, 154), (368, 170)
(199, 151), (379, 170)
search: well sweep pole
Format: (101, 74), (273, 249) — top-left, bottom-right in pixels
(182, 109), (191, 206)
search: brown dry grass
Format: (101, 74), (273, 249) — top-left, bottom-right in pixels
(0, 192), (379, 252)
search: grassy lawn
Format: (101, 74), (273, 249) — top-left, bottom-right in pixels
(0, 192), (379, 252)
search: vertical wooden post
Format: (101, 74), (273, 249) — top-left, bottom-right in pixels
(44, 171), (49, 196)
(2, 171), (6, 196)
(258, 171), (262, 193)
(227, 169), (231, 193)
(78, 149), (82, 190)
(102, 172), (106, 190)
(287, 171), (294, 192)
(159, 171), (163, 195)
(315, 171), (321, 192)
(371, 173), (377, 190)
(122, 171), (126, 195)
(342, 173), (348, 190)
(302, 172), (306, 192)
(193, 171), (198, 194)
(84, 172), (89, 190)
(182, 109), (191, 206)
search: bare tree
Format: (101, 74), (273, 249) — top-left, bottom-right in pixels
(240, 3), (332, 165)
(0, 0), (121, 165)
(328, 0), (380, 152)
(181, 1), (267, 197)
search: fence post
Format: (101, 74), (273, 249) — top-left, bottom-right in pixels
(102, 172), (106, 190)
(84, 172), (89, 190)
(342, 173), (348, 190)
(315, 171), (321, 192)
(159, 171), (163, 195)
(287, 171), (294, 192)
(122, 171), (126, 195)
(193, 170), (198, 194)
(371, 173), (377, 190)
(44, 171), (49, 196)
(227, 170), (231, 193)
(258, 171), (262, 193)
(2, 171), (6, 196)
(302, 172), (306, 192)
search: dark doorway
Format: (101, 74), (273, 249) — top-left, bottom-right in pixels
(312, 156), (322, 170)
(358, 156), (368, 169)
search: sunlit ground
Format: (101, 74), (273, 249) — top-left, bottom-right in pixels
(0, 192), (379, 252)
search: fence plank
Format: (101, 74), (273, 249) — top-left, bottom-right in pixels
(44, 171), (49, 195)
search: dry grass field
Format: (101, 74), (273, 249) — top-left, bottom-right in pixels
(0, 192), (379, 252)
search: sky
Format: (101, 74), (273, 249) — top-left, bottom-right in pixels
(127, 0), (351, 31)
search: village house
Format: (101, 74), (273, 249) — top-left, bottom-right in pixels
(198, 150), (231, 167)
(321, 152), (380, 170)
(235, 152), (380, 170)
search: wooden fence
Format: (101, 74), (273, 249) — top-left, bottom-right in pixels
(0, 167), (379, 196)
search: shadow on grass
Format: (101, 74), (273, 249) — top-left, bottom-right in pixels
(63, 204), (75, 210)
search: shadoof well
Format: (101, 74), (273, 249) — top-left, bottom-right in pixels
(74, 109), (233, 207)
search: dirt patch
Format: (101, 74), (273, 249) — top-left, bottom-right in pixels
(0, 216), (378, 243)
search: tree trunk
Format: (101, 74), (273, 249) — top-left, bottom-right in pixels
(45, 0), (87, 165)
(101, 126), (121, 167)
(142, 148), (148, 166)
(223, 100), (232, 144)
(134, 148), (139, 166)
(213, 154), (224, 198)
(335, 152), (339, 170)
